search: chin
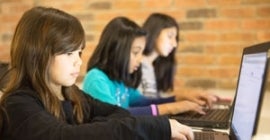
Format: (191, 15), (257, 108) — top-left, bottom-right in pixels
(63, 81), (76, 87)
(161, 53), (169, 57)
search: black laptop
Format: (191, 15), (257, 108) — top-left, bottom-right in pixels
(171, 41), (270, 132)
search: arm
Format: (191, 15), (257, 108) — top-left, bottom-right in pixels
(127, 106), (154, 116)
(82, 92), (131, 119)
(129, 89), (206, 116)
(78, 93), (194, 140)
(126, 89), (174, 116)
(2, 92), (172, 140)
(129, 88), (175, 106)
(82, 70), (118, 106)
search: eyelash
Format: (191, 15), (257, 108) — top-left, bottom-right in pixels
(66, 51), (82, 57)
(67, 52), (73, 56)
(132, 51), (140, 55)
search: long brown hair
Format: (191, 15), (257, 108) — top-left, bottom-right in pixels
(0, 7), (86, 124)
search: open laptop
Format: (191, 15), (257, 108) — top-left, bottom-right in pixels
(170, 41), (270, 130)
(193, 41), (270, 140)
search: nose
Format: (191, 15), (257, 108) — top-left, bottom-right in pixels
(172, 38), (178, 48)
(137, 54), (144, 64)
(74, 55), (82, 67)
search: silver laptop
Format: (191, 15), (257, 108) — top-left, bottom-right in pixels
(193, 41), (270, 140)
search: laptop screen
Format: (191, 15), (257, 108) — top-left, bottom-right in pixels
(231, 52), (268, 140)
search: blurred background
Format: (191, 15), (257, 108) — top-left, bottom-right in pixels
(0, 0), (270, 139)
(1, 0), (270, 93)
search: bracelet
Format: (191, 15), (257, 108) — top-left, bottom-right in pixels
(150, 104), (158, 116)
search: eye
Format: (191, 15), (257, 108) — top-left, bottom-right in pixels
(66, 52), (73, 56)
(79, 51), (82, 57)
(132, 50), (140, 56)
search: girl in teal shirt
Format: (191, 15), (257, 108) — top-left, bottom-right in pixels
(82, 17), (205, 116)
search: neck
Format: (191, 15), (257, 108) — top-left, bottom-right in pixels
(49, 84), (64, 101)
(144, 51), (159, 64)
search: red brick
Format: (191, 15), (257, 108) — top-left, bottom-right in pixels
(177, 66), (209, 77)
(182, 32), (219, 42)
(258, 32), (270, 41)
(219, 32), (257, 42)
(143, 0), (173, 8)
(242, 19), (270, 30)
(243, 0), (270, 4)
(204, 20), (240, 30)
(205, 43), (244, 54)
(207, 67), (239, 79)
(219, 79), (238, 89)
(207, 0), (241, 5)
(165, 11), (186, 20)
(174, 0), (206, 7)
(177, 54), (216, 65)
(94, 12), (121, 22)
(257, 6), (270, 17)
(119, 11), (151, 24)
(1, 14), (23, 23)
(218, 55), (242, 65)
(113, 0), (142, 10)
(1, 2), (33, 14)
(220, 7), (255, 18)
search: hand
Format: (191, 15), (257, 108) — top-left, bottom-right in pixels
(158, 100), (206, 115)
(175, 89), (219, 108)
(169, 119), (194, 140)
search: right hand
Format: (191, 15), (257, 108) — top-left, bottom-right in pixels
(169, 119), (194, 140)
(174, 89), (219, 109)
(158, 100), (206, 115)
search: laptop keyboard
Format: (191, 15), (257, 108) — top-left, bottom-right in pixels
(194, 131), (215, 140)
(181, 109), (229, 121)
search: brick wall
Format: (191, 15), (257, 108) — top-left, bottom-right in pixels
(1, 0), (270, 93)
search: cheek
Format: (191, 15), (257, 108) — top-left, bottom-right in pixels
(130, 56), (135, 67)
(156, 43), (167, 56)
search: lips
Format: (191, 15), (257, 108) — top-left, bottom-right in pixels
(71, 72), (79, 77)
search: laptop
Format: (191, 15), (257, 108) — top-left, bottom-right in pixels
(170, 41), (270, 130)
(193, 41), (270, 140)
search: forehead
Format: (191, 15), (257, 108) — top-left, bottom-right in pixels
(161, 27), (177, 34)
(131, 36), (146, 49)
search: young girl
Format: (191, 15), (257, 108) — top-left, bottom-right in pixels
(0, 7), (194, 140)
(82, 17), (205, 116)
(140, 13), (218, 107)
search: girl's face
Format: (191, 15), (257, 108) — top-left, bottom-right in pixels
(129, 36), (146, 74)
(48, 48), (82, 88)
(155, 27), (178, 57)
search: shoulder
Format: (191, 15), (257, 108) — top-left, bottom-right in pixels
(84, 68), (109, 81)
(82, 68), (114, 91)
(83, 68), (111, 85)
(3, 88), (43, 107)
(4, 88), (39, 102)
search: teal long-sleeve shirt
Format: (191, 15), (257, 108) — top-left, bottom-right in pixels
(82, 68), (175, 116)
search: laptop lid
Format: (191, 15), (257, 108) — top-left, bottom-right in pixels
(229, 42), (270, 140)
